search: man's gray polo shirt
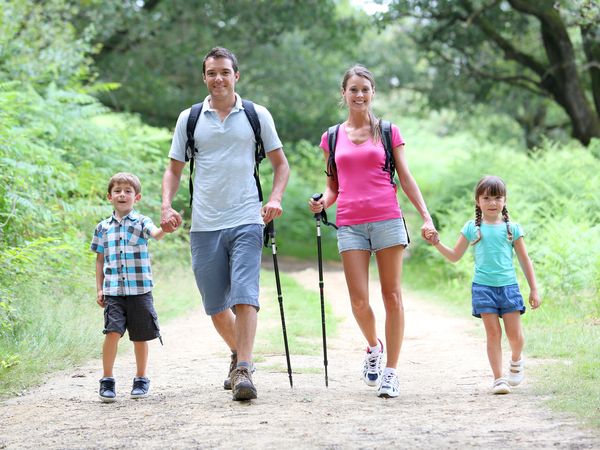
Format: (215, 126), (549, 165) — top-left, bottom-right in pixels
(169, 94), (282, 231)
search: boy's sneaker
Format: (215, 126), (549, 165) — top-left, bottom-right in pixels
(362, 339), (384, 387)
(99, 377), (116, 403)
(130, 376), (150, 399)
(508, 359), (524, 386)
(492, 377), (511, 394)
(377, 372), (400, 398)
(224, 352), (237, 390)
(231, 367), (257, 401)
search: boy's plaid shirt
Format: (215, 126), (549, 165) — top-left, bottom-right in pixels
(91, 210), (158, 296)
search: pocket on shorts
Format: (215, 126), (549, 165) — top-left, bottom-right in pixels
(103, 306), (110, 334)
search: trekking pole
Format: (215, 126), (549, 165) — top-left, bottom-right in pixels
(311, 193), (329, 387)
(265, 220), (293, 388)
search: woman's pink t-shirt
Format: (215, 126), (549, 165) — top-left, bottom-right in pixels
(320, 123), (405, 226)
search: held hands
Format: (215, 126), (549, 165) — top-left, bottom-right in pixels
(422, 222), (440, 245)
(161, 206), (182, 233)
(262, 200), (283, 224)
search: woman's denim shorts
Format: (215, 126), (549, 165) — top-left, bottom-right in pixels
(337, 218), (409, 254)
(471, 282), (526, 318)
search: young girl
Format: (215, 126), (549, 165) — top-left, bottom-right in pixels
(429, 175), (540, 394)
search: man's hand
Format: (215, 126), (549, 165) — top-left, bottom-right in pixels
(262, 200), (283, 224)
(161, 206), (182, 233)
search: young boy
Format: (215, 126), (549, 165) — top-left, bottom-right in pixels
(91, 172), (167, 402)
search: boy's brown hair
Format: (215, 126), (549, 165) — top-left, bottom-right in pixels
(107, 172), (142, 195)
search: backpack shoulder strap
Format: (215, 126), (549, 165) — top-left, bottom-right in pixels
(380, 120), (396, 186)
(185, 103), (203, 206)
(185, 103), (203, 162)
(241, 99), (266, 202)
(326, 124), (341, 179)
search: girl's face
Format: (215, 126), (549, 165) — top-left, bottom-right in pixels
(477, 190), (506, 222)
(342, 75), (374, 112)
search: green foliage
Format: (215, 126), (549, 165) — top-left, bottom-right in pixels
(90, 0), (368, 141)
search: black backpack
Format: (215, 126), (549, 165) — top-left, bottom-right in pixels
(326, 119), (396, 186)
(184, 99), (265, 206)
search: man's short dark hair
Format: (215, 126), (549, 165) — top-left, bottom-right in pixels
(202, 47), (239, 74)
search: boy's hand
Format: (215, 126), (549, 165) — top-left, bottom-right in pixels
(97, 290), (105, 307)
(529, 290), (541, 309)
(161, 206), (182, 233)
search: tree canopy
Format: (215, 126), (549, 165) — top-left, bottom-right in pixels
(380, 0), (600, 146)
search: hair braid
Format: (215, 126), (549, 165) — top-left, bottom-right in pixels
(502, 206), (513, 242)
(472, 205), (483, 245)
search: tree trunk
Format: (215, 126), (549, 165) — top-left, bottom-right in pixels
(508, 0), (600, 145)
(581, 24), (600, 117)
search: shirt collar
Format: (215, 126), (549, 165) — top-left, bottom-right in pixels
(202, 93), (242, 113)
(110, 210), (139, 223)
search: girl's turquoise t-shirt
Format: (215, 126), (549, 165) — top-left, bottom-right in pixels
(461, 220), (524, 287)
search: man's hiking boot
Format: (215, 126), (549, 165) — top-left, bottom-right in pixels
(231, 367), (257, 401)
(99, 377), (116, 403)
(224, 352), (237, 390)
(130, 376), (150, 399)
(224, 353), (255, 390)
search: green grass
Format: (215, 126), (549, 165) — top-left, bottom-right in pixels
(256, 269), (339, 356)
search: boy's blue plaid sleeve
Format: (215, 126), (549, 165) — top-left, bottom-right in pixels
(90, 223), (104, 253)
(141, 216), (157, 239)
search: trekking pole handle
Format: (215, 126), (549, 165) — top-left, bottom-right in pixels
(311, 193), (324, 220)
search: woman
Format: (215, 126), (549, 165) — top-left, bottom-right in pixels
(309, 65), (437, 398)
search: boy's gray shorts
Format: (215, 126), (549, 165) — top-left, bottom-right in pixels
(103, 292), (161, 342)
(190, 224), (263, 316)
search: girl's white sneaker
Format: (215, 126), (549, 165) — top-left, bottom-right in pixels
(492, 377), (511, 394)
(508, 359), (525, 386)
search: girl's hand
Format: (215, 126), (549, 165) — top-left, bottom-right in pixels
(421, 221), (439, 245)
(529, 290), (541, 309)
(308, 197), (324, 213)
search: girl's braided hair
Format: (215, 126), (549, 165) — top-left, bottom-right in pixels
(471, 175), (513, 245)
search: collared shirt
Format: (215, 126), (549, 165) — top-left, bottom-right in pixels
(168, 94), (283, 231)
(90, 210), (158, 296)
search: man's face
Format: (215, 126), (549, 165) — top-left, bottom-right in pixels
(203, 57), (239, 99)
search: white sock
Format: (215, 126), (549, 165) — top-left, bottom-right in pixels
(368, 341), (382, 354)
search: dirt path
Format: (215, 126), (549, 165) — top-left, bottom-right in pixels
(1, 261), (598, 449)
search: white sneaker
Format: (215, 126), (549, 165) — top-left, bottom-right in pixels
(377, 372), (400, 398)
(492, 377), (511, 394)
(362, 339), (383, 387)
(508, 359), (524, 386)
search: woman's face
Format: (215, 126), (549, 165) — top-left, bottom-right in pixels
(342, 75), (374, 112)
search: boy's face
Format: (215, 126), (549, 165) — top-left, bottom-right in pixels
(108, 182), (141, 217)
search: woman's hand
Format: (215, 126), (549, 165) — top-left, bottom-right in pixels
(308, 197), (325, 213)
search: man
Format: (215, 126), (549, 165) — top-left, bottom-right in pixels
(161, 47), (289, 401)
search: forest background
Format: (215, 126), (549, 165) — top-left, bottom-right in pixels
(0, 0), (598, 426)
